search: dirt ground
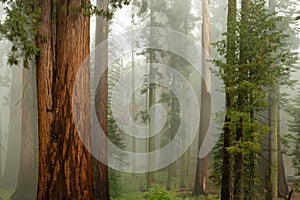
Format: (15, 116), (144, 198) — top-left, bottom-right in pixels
(291, 192), (300, 199)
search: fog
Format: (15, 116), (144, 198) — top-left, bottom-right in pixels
(0, 0), (299, 199)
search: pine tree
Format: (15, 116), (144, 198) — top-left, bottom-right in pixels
(286, 91), (300, 191)
(213, 0), (297, 199)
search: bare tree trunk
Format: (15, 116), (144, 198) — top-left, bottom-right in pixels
(11, 63), (37, 200)
(131, 5), (137, 175)
(146, 0), (155, 188)
(167, 95), (177, 191)
(0, 114), (2, 183)
(93, 0), (110, 199)
(278, 132), (289, 197)
(221, 1), (236, 200)
(1, 66), (22, 188)
(193, 0), (210, 195)
(36, 0), (93, 199)
(166, 163), (173, 191)
(267, 89), (279, 200)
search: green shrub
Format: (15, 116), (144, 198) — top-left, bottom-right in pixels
(143, 185), (178, 200)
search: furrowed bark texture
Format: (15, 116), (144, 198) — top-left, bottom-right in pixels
(36, 0), (92, 199)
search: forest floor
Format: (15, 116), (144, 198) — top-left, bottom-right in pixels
(0, 187), (14, 200)
(292, 192), (300, 199)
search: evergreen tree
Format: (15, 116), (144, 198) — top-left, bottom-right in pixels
(285, 91), (300, 191)
(213, 0), (297, 199)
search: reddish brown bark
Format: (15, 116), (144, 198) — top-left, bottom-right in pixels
(93, 0), (110, 199)
(193, 0), (210, 195)
(36, 0), (93, 199)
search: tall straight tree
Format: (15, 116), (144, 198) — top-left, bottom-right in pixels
(232, 1), (253, 199)
(93, 0), (110, 199)
(11, 63), (37, 200)
(0, 0), (130, 198)
(266, 0), (278, 196)
(147, 0), (156, 188)
(1, 66), (22, 188)
(215, 1), (296, 199)
(36, 0), (93, 199)
(0, 114), (2, 184)
(220, 0), (236, 199)
(194, 0), (210, 195)
(266, 0), (289, 198)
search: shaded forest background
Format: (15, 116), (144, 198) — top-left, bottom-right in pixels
(0, 0), (299, 199)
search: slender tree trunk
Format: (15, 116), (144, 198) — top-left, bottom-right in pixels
(193, 0), (210, 195)
(167, 96), (176, 191)
(266, 0), (283, 198)
(0, 114), (2, 183)
(146, 65), (155, 188)
(233, 1), (250, 199)
(11, 64), (37, 200)
(180, 150), (187, 188)
(180, 81), (188, 188)
(1, 66), (22, 188)
(166, 162), (173, 191)
(221, 0), (236, 199)
(131, 6), (137, 175)
(278, 130), (289, 197)
(36, 1), (93, 199)
(245, 102), (255, 200)
(185, 148), (190, 177)
(147, 0), (155, 188)
(267, 89), (279, 200)
(93, 0), (110, 199)
(233, 122), (244, 200)
(277, 107), (289, 197)
(221, 98), (233, 200)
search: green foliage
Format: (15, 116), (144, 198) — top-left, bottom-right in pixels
(0, 0), (41, 67)
(285, 90), (300, 190)
(198, 194), (220, 200)
(81, 0), (131, 19)
(213, 0), (297, 154)
(108, 168), (122, 198)
(0, 187), (15, 200)
(210, 133), (224, 189)
(143, 185), (179, 200)
(0, 0), (131, 68)
(107, 64), (127, 198)
(159, 91), (180, 147)
(211, 0), (298, 196)
(143, 186), (219, 200)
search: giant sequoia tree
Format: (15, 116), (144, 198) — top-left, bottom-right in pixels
(36, 0), (93, 199)
(11, 64), (37, 200)
(0, 0), (130, 199)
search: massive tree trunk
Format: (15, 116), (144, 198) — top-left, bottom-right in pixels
(36, 0), (93, 199)
(193, 0), (210, 195)
(11, 64), (37, 200)
(93, 0), (110, 199)
(1, 66), (22, 188)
